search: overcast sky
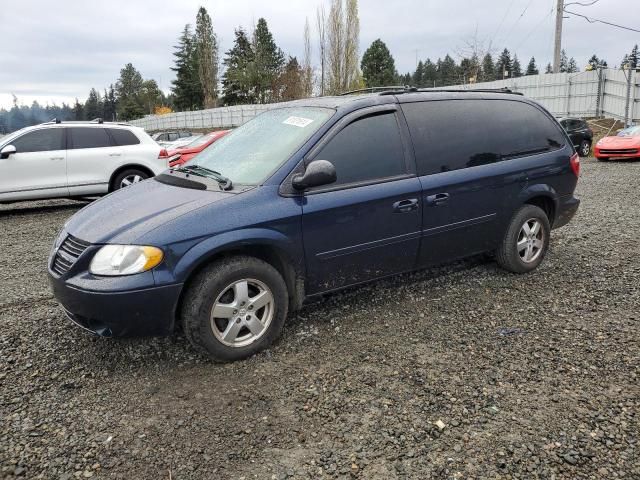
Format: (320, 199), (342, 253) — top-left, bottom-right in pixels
(1, 0), (637, 109)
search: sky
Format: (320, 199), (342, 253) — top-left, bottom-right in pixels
(0, 0), (638, 109)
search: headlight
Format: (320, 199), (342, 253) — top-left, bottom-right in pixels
(89, 245), (164, 276)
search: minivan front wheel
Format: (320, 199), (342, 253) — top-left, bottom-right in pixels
(181, 256), (288, 361)
(496, 205), (550, 273)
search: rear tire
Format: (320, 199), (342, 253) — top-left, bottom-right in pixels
(496, 205), (550, 273)
(112, 169), (149, 190)
(578, 140), (591, 157)
(181, 256), (288, 362)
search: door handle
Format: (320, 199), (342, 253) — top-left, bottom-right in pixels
(109, 153), (121, 157)
(425, 193), (450, 206)
(392, 198), (419, 213)
(50, 157), (64, 161)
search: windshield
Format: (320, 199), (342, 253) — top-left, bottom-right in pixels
(617, 126), (640, 137)
(191, 107), (334, 185)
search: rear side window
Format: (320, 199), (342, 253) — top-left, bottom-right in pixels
(108, 128), (140, 146)
(12, 128), (64, 153)
(312, 112), (406, 186)
(402, 99), (566, 176)
(69, 128), (112, 149)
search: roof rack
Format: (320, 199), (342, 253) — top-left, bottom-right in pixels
(379, 86), (523, 96)
(38, 119), (132, 127)
(339, 86), (412, 96)
(90, 117), (104, 124)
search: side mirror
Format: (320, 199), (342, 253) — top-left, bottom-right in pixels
(0, 145), (16, 159)
(292, 160), (337, 191)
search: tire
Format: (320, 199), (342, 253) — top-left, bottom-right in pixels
(180, 256), (288, 362)
(112, 169), (149, 190)
(578, 140), (591, 157)
(496, 205), (551, 274)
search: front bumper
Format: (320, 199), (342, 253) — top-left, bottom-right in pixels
(49, 273), (182, 337)
(594, 146), (640, 159)
(553, 194), (580, 229)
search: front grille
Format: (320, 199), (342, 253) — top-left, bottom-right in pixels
(600, 148), (638, 155)
(52, 234), (90, 276)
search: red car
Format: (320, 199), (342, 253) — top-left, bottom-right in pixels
(167, 130), (230, 167)
(594, 126), (640, 161)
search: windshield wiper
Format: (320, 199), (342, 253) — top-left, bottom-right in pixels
(174, 165), (233, 191)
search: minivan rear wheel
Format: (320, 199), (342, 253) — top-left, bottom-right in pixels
(496, 205), (550, 273)
(180, 256), (288, 362)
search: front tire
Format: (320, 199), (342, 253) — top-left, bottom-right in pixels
(181, 256), (288, 362)
(496, 205), (550, 273)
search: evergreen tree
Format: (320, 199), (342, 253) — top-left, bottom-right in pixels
(140, 80), (162, 115)
(72, 98), (84, 120)
(222, 28), (256, 105)
(361, 39), (397, 87)
(481, 53), (495, 82)
(545, 63), (553, 74)
(587, 54), (603, 70)
(171, 25), (203, 111)
(103, 85), (117, 121)
(495, 48), (513, 80)
(252, 18), (285, 103)
(526, 57), (539, 75)
(116, 63), (145, 120)
(567, 57), (578, 73)
(195, 7), (219, 108)
(412, 60), (424, 87)
(559, 49), (569, 73)
(84, 88), (101, 120)
(439, 54), (458, 85)
(629, 44), (639, 69)
(422, 59), (438, 87)
(512, 55), (522, 77)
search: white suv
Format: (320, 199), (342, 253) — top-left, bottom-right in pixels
(0, 120), (168, 202)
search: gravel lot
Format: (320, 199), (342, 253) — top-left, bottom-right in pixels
(1, 157), (638, 479)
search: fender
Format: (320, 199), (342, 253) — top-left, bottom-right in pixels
(517, 182), (559, 220)
(172, 227), (304, 284)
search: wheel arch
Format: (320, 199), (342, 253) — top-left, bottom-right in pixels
(519, 187), (558, 227)
(109, 164), (155, 192)
(174, 232), (306, 324)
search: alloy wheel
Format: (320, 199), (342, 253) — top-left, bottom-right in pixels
(517, 218), (545, 263)
(210, 278), (275, 348)
(120, 174), (143, 188)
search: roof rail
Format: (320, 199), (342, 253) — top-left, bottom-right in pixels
(339, 86), (413, 96)
(90, 117), (104, 124)
(403, 86), (523, 96)
(42, 118), (62, 125)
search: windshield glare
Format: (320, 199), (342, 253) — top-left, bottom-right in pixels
(191, 107), (333, 185)
(617, 126), (640, 137)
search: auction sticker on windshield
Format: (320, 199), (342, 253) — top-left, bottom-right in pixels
(283, 116), (314, 128)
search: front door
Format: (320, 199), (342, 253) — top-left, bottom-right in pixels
(0, 127), (68, 201)
(301, 107), (422, 294)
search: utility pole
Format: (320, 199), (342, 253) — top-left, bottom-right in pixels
(553, 0), (564, 73)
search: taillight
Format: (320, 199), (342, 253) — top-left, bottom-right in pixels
(570, 152), (580, 177)
(158, 148), (168, 159)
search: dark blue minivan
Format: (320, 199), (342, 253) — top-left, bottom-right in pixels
(49, 90), (580, 361)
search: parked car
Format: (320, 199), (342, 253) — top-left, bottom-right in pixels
(167, 130), (231, 167)
(559, 117), (593, 157)
(594, 125), (640, 161)
(151, 130), (193, 143)
(49, 90), (580, 361)
(0, 120), (167, 202)
(158, 135), (202, 150)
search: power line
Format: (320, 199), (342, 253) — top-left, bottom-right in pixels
(490, 0), (518, 49)
(502, 0), (536, 44)
(514, 5), (554, 52)
(564, 0), (600, 6)
(564, 9), (640, 33)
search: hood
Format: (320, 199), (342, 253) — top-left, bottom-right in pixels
(598, 135), (640, 147)
(64, 177), (235, 244)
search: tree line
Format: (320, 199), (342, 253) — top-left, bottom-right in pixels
(1, 0), (638, 135)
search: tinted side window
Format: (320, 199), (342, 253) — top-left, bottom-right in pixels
(69, 128), (112, 149)
(312, 112), (406, 186)
(108, 128), (140, 146)
(402, 100), (566, 176)
(12, 128), (64, 153)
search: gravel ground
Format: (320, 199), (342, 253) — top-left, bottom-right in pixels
(1, 157), (638, 480)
